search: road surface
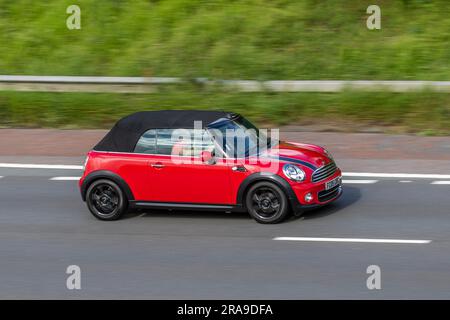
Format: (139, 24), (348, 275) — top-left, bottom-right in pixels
(0, 166), (449, 299)
(0, 129), (449, 299)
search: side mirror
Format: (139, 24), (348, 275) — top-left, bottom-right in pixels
(201, 150), (215, 164)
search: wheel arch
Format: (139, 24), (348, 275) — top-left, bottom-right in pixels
(236, 173), (300, 209)
(80, 170), (135, 202)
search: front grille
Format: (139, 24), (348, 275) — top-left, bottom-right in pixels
(311, 161), (337, 183)
(318, 185), (341, 203)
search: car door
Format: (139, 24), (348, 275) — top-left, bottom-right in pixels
(146, 128), (233, 204)
(130, 129), (159, 200)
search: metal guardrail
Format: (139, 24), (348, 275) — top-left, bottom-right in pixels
(0, 75), (182, 93)
(1, 75), (449, 93)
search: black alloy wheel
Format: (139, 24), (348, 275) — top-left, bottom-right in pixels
(86, 179), (127, 220)
(245, 181), (289, 224)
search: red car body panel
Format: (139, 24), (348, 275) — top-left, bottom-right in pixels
(145, 154), (233, 204)
(80, 140), (342, 209)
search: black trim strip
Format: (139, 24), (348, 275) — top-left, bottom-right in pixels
(318, 185), (342, 203)
(131, 201), (236, 211)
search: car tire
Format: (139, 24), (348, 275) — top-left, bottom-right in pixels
(245, 181), (290, 224)
(86, 179), (128, 221)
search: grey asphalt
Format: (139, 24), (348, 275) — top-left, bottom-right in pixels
(0, 170), (449, 299)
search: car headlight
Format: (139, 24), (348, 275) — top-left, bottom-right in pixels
(282, 164), (305, 182)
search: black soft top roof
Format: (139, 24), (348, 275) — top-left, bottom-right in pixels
(93, 110), (237, 152)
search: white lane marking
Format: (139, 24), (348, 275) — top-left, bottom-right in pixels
(343, 172), (450, 179)
(0, 163), (83, 170)
(399, 180), (412, 183)
(431, 181), (450, 185)
(1, 163), (450, 180)
(342, 179), (378, 184)
(273, 237), (431, 244)
(50, 177), (81, 181)
(0, 176), (3, 179)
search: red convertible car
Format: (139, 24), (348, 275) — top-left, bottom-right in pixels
(80, 110), (342, 223)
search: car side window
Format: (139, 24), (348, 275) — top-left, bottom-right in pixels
(155, 129), (174, 155)
(157, 129), (216, 157)
(178, 130), (215, 157)
(135, 129), (218, 156)
(134, 129), (156, 154)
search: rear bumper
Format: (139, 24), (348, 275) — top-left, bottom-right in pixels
(79, 176), (87, 201)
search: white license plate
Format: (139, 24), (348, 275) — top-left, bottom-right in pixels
(325, 177), (341, 190)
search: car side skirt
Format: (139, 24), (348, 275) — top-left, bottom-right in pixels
(130, 201), (245, 212)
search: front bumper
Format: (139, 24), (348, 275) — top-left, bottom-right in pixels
(290, 169), (343, 214)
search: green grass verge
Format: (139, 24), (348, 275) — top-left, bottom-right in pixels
(0, 0), (449, 80)
(1, 1), (449, 133)
(1, 90), (449, 135)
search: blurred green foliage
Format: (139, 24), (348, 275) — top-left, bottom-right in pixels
(1, 90), (449, 134)
(0, 0), (449, 79)
(0, 0), (449, 133)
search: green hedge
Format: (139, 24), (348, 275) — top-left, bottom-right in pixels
(1, 90), (449, 135)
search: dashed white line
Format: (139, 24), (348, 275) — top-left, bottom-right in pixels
(399, 180), (413, 183)
(343, 172), (450, 179)
(49, 177), (81, 181)
(0, 163), (83, 170)
(273, 237), (431, 244)
(342, 180), (378, 184)
(1, 163), (450, 181)
(431, 181), (450, 185)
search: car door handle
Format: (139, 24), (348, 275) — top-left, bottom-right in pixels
(151, 162), (165, 169)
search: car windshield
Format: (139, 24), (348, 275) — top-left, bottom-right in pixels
(207, 116), (274, 158)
